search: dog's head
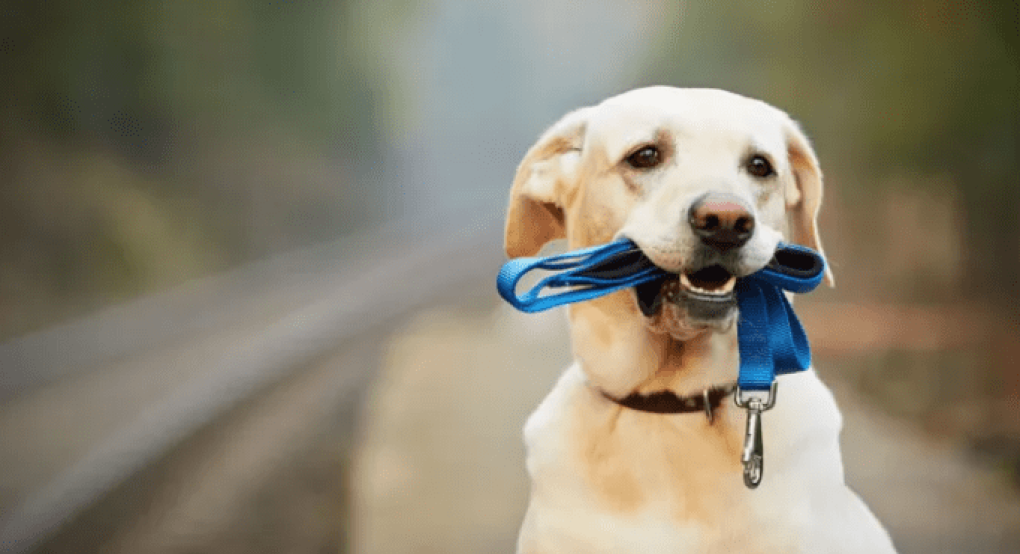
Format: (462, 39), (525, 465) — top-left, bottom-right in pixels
(505, 87), (834, 392)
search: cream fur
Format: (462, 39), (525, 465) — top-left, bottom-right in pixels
(505, 87), (896, 553)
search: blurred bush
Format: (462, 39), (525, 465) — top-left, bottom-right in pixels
(0, 0), (385, 338)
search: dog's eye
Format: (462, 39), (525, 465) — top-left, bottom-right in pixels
(746, 155), (775, 178)
(626, 146), (662, 169)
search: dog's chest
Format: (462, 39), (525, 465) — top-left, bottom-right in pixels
(519, 366), (838, 553)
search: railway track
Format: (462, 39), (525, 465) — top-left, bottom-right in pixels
(0, 217), (504, 554)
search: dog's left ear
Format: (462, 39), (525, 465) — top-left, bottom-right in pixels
(785, 123), (835, 287)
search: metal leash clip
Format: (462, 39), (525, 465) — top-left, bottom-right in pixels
(734, 382), (778, 489)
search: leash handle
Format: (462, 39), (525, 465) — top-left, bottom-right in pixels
(496, 239), (665, 313)
(497, 238), (825, 384)
(496, 240), (824, 315)
(496, 241), (824, 384)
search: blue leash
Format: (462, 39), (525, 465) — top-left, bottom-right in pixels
(496, 238), (826, 488)
(497, 239), (662, 313)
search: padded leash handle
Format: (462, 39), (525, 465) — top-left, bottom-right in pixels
(496, 239), (824, 314)
(496, 239), (826, 388)
(496, 239), (665, 313)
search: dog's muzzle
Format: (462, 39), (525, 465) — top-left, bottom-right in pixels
(634, 264), (738, 320)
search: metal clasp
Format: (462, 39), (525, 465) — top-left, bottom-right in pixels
(734, 382), (778, 489)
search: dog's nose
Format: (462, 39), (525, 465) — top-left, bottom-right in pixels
(688, 194), (755, 250)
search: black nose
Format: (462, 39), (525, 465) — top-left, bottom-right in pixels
(688, 194), (755, 250)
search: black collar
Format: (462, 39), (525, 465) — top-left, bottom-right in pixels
(602, 382), (737, 421)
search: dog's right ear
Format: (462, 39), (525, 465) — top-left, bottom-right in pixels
(505, 108), (591, 258)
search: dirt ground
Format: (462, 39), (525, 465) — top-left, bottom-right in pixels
(352, 302), (1020, 554)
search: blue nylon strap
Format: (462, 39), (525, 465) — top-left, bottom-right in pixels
(496, 239), (826, 391)
(496, 240), (663, 313)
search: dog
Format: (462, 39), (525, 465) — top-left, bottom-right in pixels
(505, 87), (897, 553)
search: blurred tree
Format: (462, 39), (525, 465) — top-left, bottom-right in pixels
(0, 0), (385, 338)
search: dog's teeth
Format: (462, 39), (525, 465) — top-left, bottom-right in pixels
(679, 274), (737, 296)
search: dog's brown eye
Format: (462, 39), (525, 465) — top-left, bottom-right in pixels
(746, 155), (775, 178)
(626, 146), (662, 169)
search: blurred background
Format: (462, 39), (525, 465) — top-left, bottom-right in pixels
(0, 0), (1016, 552)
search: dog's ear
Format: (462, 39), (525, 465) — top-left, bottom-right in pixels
(785, 123), (835, 287)
(505, 108), (591, 258)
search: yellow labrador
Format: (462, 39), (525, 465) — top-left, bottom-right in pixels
(505, 87), (897, 553)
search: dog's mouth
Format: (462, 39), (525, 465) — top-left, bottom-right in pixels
(635, 264), (738, 326)
(680, 266), (737, 300)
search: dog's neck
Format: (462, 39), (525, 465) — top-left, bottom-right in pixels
(568, 300), (740, 400)
(634, 330), (740, 396)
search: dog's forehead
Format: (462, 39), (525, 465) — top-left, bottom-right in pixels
(587, 87), (790, 159)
